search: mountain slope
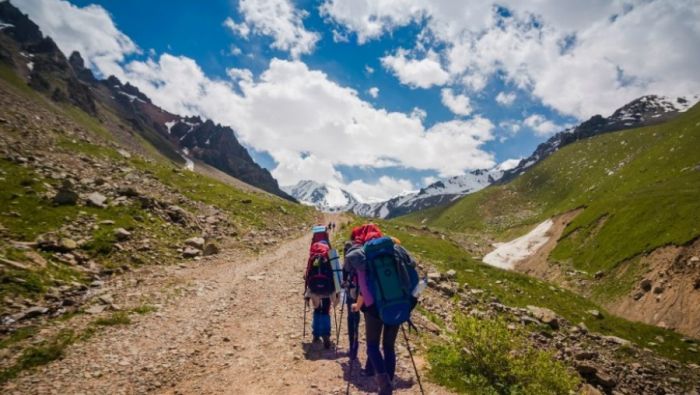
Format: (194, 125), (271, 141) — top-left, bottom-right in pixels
(501, 94), (698, 182)
(402, 101), (700, 335)
(0, 1), (292, 200)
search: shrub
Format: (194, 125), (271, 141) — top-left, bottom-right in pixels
(428, 315), (579, 394)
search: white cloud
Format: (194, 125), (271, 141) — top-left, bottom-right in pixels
(421, 176), (438, 186)
(368, 86), (379, 98)
(223, 17), (250, 38)
(114, 56), (495, 190)
(226, 67), (253, 84)
(227, 0), (319, 58)
(495, 91), (516, 106)
(345, 176), (415, 203)
(441, 88), (472, 116)
(523, 114), (561, 136)
(364, 65), (374, 74)
(14, 0), (138, 78)
(381, 49), (449, 89)
(499, 120), (521, 134)
(495, 158), (522, 172)
(19, 0), (500, 201)
(321, 0), (700, 119)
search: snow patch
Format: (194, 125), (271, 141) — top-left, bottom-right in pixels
(483, 219), (554, 270)
(165, 120), (177, 134)
(26, 62), (33, 71)
(0, 21), (13, 30)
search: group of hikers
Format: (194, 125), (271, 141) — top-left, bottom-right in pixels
(303, 222), (426, 395)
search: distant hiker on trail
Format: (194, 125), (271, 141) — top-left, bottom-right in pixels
(304, 225), (340, 349)
(345, 224), (421, 395)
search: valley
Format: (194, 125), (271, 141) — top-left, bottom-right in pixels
(1, 1), (700, 394)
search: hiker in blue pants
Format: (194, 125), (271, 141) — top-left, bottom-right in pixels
(311, 297), (332, 348)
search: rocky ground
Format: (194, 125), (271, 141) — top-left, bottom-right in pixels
(2, 229), (449, 395)
(420, 269), (700, 395)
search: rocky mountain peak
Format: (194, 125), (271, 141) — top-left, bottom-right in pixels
(500, 94), (699, 182)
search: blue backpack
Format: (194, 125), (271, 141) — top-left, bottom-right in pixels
(363, 237), (419, 325)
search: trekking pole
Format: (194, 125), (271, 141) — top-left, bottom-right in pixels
(302, 297), (308, 340)
(335, 291), (345, 356)
(401, 324), (425, 395)
(331, 301), (338, 353)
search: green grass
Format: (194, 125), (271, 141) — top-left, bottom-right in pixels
(131, 304), (157, 315)
(0, 329), (76, 384)
(93, 311), (131, 326)
(374, 220), (700, 364)
(401, 104), (700, 300)
(0, 326), (38, 350)
(429, 315), (580, 394)
(131, 157), (314, 232)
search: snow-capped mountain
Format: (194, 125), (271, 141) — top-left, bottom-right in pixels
(287, 94), (699, 218)
(352, 168), (504, 219)
(282, 180), (359, 212)
(501, 94), (699, 182)
(285, 167), (504, 218)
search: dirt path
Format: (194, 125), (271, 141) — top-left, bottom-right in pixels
(3, 229), (449, 394)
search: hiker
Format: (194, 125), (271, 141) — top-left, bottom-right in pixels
(345, 224), (419, 395)
(305, 226), (337, 349)
(342, 239), (368, 370)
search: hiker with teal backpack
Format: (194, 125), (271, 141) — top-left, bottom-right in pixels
(345, 224), (423, 395)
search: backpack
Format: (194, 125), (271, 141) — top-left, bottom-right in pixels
(311, 226), (330, 247)
(306, 242), (335, 296)
(363, 236), (419, 325)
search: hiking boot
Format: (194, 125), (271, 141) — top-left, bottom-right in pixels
(322, 336), (332, 349)
(375, 373), (393, 395)
(312, 336), (321, 344)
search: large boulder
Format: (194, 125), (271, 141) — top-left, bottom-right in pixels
(526, 305), (560, 329)
(86, 192), (107, 208)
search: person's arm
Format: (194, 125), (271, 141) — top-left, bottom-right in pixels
(351, 294), (364, 312)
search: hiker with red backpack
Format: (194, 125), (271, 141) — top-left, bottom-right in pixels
(345, 224), (422, 395)
(304, 225), (341, 349)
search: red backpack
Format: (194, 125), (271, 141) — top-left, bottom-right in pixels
(305, 242), (334, 296)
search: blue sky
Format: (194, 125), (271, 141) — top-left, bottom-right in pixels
(14, 0), (700, 201)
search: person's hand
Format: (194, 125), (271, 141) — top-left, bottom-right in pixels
(351, 303), (360, 312)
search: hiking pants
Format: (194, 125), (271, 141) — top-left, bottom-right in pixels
(312, 297), (331, 337)
(346, 294), (360, 360)
(364, 310), (399, 380)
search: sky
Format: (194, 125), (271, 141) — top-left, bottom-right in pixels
(10, 0), (700, 202)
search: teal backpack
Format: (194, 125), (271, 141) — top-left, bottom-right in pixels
(363, 236), (419, 325)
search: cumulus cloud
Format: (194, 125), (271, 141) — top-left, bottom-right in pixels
(345, 176), (415, 203)
(18, 0), (501, 202)
(322, 0), (700, 119)
(495, 91), (516, 106)
(368, 86), (379, 98)
(225, 0), (319, 58)
(441, 88), (472, 116)
(523, 114), (561, 136)
(381, 49), (449, 89)
(15, 0), (138, 78)
(111, 55), (495, 190)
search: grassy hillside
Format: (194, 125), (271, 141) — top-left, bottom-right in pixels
(403, 104), (700, 276)
(351, 220), (700, 364)
(0, 67), (315, 308)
